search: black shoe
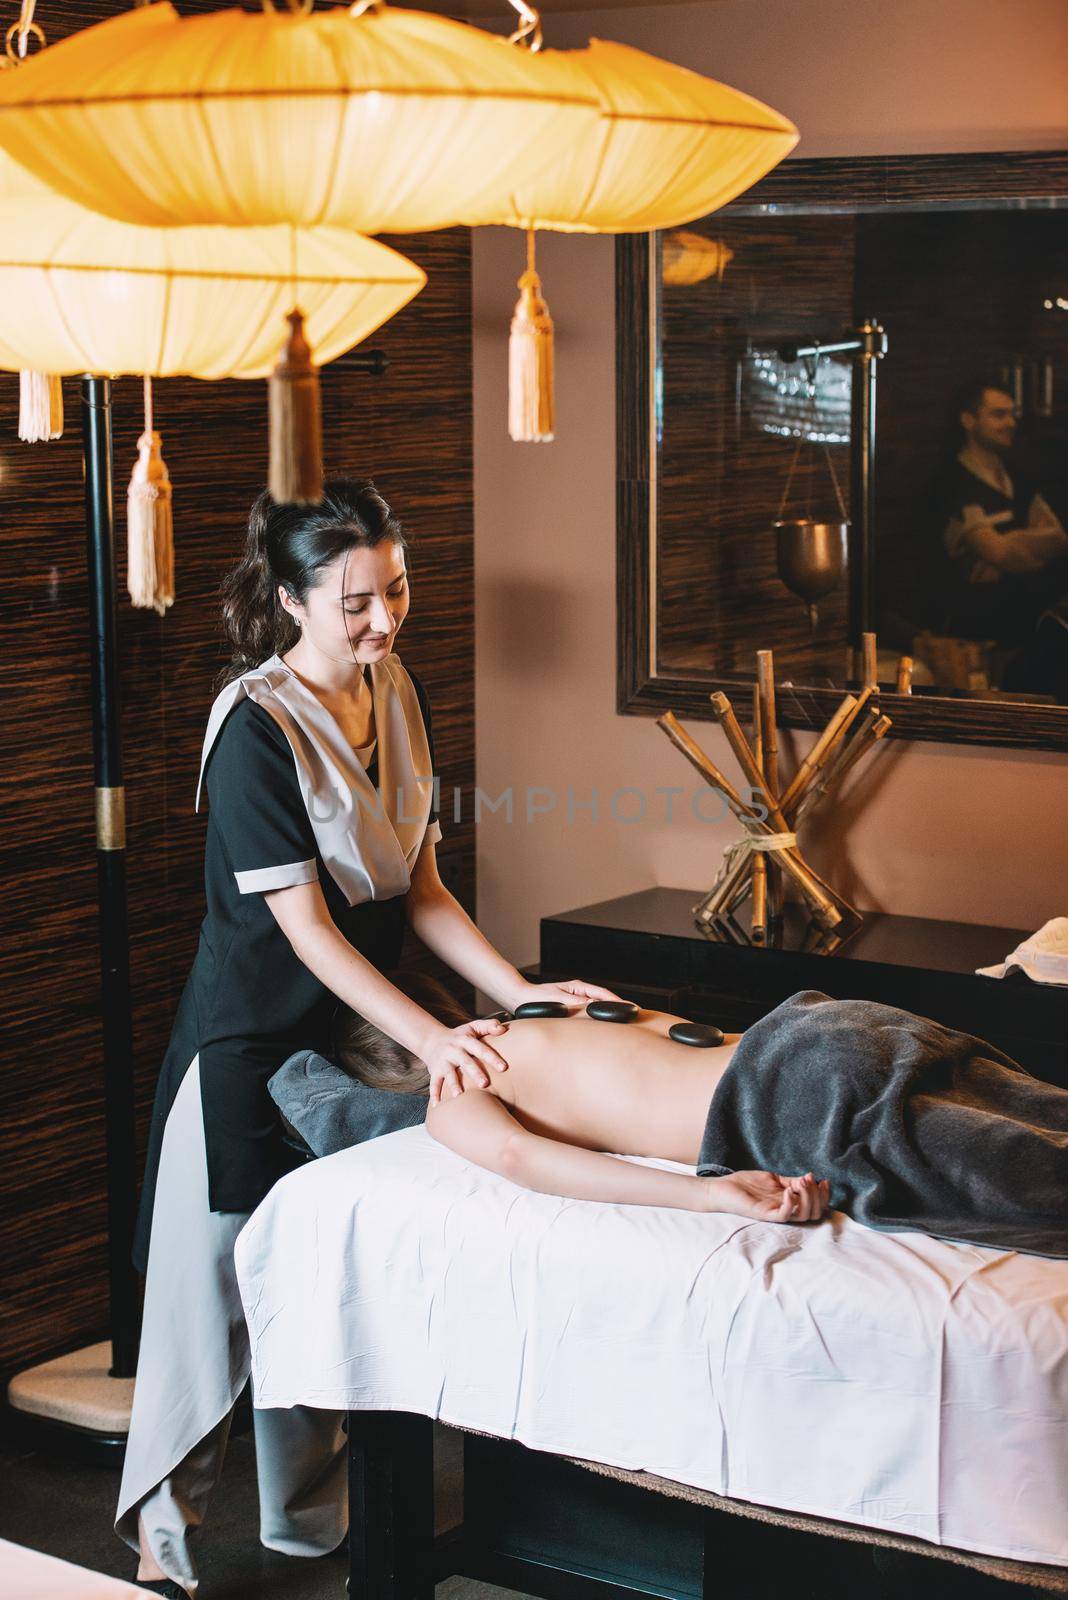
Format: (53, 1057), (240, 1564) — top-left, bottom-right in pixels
(135, 1579), (189, 1599)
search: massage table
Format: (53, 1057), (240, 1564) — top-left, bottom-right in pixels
(234, 1126), (1068, 1599)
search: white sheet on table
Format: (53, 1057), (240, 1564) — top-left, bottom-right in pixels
(234, 1126), (1068, 1569)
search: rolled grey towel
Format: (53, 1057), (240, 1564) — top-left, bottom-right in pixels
(268, 1048), (426, 1159)
(697, 990), (1068, 1258)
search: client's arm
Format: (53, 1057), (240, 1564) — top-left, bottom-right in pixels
(426, 1090), (827, 1223)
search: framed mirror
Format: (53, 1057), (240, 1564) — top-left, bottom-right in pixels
(617, 151), (1068, 751)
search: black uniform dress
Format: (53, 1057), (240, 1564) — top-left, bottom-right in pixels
(117, 656), (440, 1587)
(133, 666), (437, 1271)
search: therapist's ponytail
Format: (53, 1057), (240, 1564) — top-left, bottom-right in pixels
(219, 478), (408, 685)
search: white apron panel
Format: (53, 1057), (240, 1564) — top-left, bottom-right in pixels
(116, 1057), (250, 1544)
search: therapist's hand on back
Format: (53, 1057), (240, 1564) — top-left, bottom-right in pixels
(422, 1016), (511, 1106)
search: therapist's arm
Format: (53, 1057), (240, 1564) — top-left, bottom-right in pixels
(407, 839), (622, 1014)
(427, 1089), (827, 1222)
(406, 838), (535, 1012)
(263, 877), (508, 1096)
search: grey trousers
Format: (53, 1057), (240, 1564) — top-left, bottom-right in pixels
(115, 1057), (347, 1594)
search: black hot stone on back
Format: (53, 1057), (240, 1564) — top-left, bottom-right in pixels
(513, 1001), (571, 1019)
(668, 1022), (725, 1048)
(585, 1000), (639, 1022)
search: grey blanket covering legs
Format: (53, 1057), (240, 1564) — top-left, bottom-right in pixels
(697, 990), (1068, 1258)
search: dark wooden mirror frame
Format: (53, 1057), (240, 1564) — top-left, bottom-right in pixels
(616, 150), (1068, 752)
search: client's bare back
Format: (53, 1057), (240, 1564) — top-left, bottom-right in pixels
(484, 1008), (742, 1166)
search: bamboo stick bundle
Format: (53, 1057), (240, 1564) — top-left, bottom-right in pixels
(792, 709), (892, 827)
(656, 713), (841, 930)
(750, 683), (767, 943)
(708, 692), (858, 922)
(667, 640), (897, 943)
(692, 853), (745, 923)
(779, 684), (874, 817)
(755, 652), (783, 923)
(861, 631), (879, 690)
(697, 848), (753, 925)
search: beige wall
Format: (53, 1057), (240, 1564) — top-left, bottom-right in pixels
(473, 0), (1068, 969)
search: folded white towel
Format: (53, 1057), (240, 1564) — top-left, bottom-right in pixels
(977, 917), (1068, 984)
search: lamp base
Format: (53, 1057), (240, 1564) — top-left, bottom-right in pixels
(4, 1341), (133, 1464)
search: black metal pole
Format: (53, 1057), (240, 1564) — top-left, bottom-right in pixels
(848, 319), (887, 650)
(781, 325), (888, 655)
(81, 375), (139, 1379)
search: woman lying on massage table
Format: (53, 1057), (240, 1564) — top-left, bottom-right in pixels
(334, 980), (1068, 1257)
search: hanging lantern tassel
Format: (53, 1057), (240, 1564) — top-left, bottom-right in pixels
(18, 371), (64, 442)
(127, 376), (175, 616)
(509, 230), (554, 443)
(269, 308), (323, 505)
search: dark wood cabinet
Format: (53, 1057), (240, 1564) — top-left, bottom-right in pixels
(533, 888), (1068, 1089)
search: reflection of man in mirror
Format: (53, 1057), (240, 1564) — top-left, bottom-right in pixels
(941, 377), (1068, 653)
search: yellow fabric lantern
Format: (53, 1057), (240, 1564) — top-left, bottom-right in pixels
(464, 38), (798, 235)
(0, 2), (600, 233)
(0, 194), (426, 379)
(0, 150), (425, 605)
(466, 35), (795, 442)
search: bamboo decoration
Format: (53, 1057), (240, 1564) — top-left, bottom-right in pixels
(861, 631), (878, 690)
(658, 712), (842, 932)
(755, 651), (783, 924)
(792, 710), (892, 827)
(750, 683), (767, 944)
(708, 691), (858, 922)
(668, 643), (905, 941)
(778, 685), (873, 815)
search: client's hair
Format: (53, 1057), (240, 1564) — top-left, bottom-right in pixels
(333, 971), (469, 1094)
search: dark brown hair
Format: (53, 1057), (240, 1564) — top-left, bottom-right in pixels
(333, 971), (469, 1094)
(218, 478), (408, 686)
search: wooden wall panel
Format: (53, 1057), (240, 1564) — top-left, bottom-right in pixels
(0, 4), (474, 1376)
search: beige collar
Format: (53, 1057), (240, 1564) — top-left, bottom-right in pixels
(197, 652), (434, 907)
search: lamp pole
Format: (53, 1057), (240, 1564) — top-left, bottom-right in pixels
(847, 319), (887, 649)
(779, 321), (888, 653)
(82, 374), (139, 1379)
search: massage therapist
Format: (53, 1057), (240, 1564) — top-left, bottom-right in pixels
(116, 479), (619, 1597)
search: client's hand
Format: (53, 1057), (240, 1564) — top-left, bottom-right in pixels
(513, 977), (624, 1012)
(706, 1171), (829, 1225)
(423, 1017), (510, 1107)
